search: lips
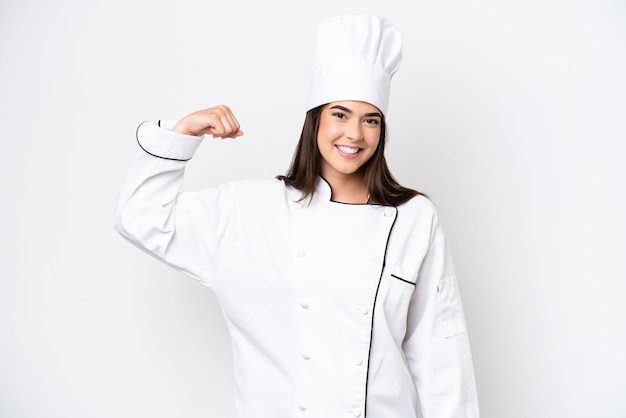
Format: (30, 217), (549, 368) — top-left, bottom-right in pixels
(336, 145), (361, 155)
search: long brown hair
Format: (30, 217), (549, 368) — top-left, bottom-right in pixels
(277, 105), (424, 206)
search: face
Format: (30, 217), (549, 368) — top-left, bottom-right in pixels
(317, 101), (382, 181)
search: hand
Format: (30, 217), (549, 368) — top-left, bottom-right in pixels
(173, 105), (244, 139)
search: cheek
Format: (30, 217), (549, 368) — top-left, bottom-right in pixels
(360, 136), (381, 165)
(367, 133), (381, 152)
(318, 119), (341, 142)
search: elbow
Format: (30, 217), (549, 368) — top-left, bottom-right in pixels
(113, 205), (172, 257)
(113, 204), (136, 242)
(113, 210), (151, 253)
(113, 214), (123, 234)
(113, 210), (129, 240)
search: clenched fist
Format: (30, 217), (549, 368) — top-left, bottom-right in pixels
(173, 105), (244, 139)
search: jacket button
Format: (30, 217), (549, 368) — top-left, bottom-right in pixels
(384, 209), (394, 217)
(357, 306), (369, 315)
(300, 302), (309, 309)
(354, 356), (363, 365)
(302, 353), (310, 360)
(298, 404), (307, 411)
(352, 407), (362, 417)
(297, 250), (306, 257)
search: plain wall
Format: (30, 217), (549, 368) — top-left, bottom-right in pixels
(1, 0), (625, 417)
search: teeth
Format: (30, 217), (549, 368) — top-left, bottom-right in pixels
(337, 145), (359, 154)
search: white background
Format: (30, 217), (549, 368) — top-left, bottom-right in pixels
(1, 0), (625, 417)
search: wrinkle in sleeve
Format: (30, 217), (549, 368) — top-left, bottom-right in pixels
(402, 232), (480, 418)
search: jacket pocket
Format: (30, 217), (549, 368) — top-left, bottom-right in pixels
(437, 276), (466, 338)
(391, 273), (416, 286)
(379, 269), (416, 339)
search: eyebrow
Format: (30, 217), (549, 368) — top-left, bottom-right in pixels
(330, 105), (382, 118)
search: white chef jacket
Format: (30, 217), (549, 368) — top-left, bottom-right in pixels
(114, 121), (480, 418)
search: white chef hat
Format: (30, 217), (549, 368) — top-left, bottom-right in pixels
(306, 15), (403, 115)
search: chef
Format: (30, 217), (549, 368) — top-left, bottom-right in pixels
(115, 14), (480, 418)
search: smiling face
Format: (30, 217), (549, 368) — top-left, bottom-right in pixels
(317, 101), (382, 182)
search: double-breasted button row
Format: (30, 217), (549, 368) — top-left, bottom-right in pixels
(293, 260), (369, 417)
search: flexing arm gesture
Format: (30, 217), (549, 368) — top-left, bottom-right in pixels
(115, 105), (245, 285)
(173, 105), (244, 138)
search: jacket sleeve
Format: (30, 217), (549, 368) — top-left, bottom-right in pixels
(402, 225), (480, 417)
(113, 120), (237, 287)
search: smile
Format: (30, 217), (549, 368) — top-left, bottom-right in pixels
(336, 145), (361, 155)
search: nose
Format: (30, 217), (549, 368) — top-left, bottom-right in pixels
(345, 120), (363, 141)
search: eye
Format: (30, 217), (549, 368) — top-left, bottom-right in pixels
(332, 112), (348, 119)
(364, 118), (380, 126)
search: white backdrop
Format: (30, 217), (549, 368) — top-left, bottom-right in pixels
(1, 0), (625, 417)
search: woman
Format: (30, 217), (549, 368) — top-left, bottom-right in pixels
(115, 15), (479, 418)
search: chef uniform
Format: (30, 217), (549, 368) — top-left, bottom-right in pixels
(115, 15), (479, 418)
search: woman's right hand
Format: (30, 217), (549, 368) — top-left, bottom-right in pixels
(172, 105), (244, 139)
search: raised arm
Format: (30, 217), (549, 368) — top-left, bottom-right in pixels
(114, 105), (243, 286)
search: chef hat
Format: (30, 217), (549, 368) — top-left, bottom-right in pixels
(306, 15), (403, 115)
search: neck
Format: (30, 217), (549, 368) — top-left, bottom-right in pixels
(322, 172), (369, 204)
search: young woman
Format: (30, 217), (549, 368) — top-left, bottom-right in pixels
(115, 15), (479, 418)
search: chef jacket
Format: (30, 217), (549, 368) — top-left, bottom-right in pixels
(114, 120), (480, 418)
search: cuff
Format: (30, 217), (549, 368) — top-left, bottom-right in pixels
(135, 120), (203, 161)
